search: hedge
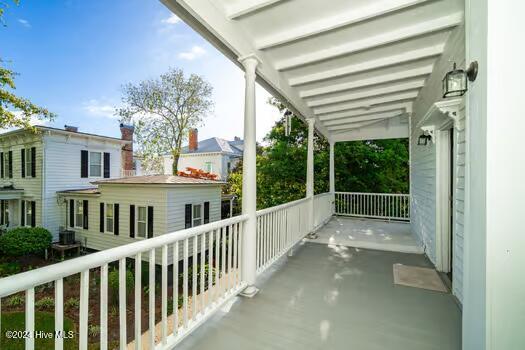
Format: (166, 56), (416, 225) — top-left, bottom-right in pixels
(0, 227), (52, 257)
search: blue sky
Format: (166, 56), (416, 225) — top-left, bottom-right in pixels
(0, 0), (280, 142)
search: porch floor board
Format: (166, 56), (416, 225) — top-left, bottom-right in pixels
(175, 242), (461, 350)
(308, 216), (423, 254)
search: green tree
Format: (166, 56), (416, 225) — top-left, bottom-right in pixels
(118, 68), (213, 174)
(226, 98), (409, 210)
(1, 1), (55, 131)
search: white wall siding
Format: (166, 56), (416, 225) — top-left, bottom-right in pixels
(410, 25), (465, 301)
(176, 153), (226, 179)
(43, 134), (122, 238)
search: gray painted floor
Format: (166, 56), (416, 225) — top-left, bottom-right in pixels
(176, 242), (461, 350)
(308, 216), (423, 254)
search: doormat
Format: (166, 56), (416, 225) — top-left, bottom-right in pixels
(393, 263), (448, 292)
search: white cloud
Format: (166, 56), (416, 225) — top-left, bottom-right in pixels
(161, 14), (181, 25)
(178, 45), (206, 61)
(83, 99), (119, 119)
(18, 19), (31, 28)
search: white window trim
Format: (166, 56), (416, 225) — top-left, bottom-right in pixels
(24, 200), (33, 228)
(25, 148), (33, 178)
(105, 203), (114, 233)
(74, 200), (84, 229)
(191, 203), (204, 228)
(136, 206), (148, 239)
(88, 151), (103, 178)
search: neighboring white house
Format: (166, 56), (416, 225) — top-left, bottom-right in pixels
(0, 125), (131, 238)
(163, 128), (243, 179)
(57, 175), (224, 263)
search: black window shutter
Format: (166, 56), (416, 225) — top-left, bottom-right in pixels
(103, 152), (110, 178)
(31, 147), (36, 178)
(83, 200), (89, 230)
(1, 200), (4, 225)
(8, 151), (12, 178)
(21, 201), (25, 226)
(31, 201), (36, 227)
(204, 202), (210, 224)
(185, 204), (192, 228)
(81, 150), (88, 178)
(114, 204), (119, 236)
(99, 203), (104, 233)
(69, 199), (74, 228)
(21, 149), (25, 178)
(0, 152), (4, 178)
(129, 205), (135, 238)
(147, 206), (154, 238)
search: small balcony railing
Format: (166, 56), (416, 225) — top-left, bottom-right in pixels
(335, 192), (410, 221)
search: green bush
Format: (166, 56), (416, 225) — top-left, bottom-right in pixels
(179, 264), (219, 292)
(108, 268), (134, 305)
(6, 294), (24, 307)
(0, 227), (52, 257)
(64, 297), (79, 310)
(35, 297), (54, 310)
(0, 261), (21, 277)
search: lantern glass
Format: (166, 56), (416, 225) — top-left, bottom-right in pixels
(443, 65), (467, 98)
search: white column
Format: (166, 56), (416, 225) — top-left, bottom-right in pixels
(329, 141), (335, 193)
(306, 118), (315, 198)
(239, 54), (259, 297)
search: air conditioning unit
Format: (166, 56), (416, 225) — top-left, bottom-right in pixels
(59, 230), (75, 245)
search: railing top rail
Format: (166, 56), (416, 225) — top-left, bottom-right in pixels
(0, 214), (248, 298)
(335, 192), (409, 196)
(313, 192), (332, 198)
(256, 197), (310, 217)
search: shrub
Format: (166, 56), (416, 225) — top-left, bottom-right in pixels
(35, 296), (55, 310)
(88, 324), (100, 338)
(65, 297), (80, 309)
(0, 227), (52, 257)
(108, 268), (134, 305)
(180, 264), (219, 292)
(0, 261), (21, 277)
(6, 294), (24, 307)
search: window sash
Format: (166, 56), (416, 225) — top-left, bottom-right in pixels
(192, 204), (202, 227)
(89, 152), (102, 177)
(106, 203), (114, 233)
(137, 206), (147, 238)
(25, 201), (33, 227)
(75, 200), (84, 228)
(25, 148), (32, 178)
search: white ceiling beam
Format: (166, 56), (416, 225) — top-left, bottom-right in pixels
(314, 91), (419, 115)
(275, 12), (462, 70)
(328, 119), (388, 131)
(289, 44), (444, 86)
(323, 110), (405, 126)
(300, 65), (433, 98)
(256, 0), (430, 49)
(319, 102), (412, 121)
(227, 0), (285, 19)
(307, 79), (425, 107)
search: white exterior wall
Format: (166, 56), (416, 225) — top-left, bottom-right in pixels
(410, 25), (465, 301)
(43, 133), (123, 239)
(63, 184), (222, 264)
(169, 153), (226, 179)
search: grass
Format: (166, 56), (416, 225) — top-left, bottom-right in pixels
(0, 312), (77, 350)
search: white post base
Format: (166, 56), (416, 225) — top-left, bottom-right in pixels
(240, 285), (259, 298)
(307, 231), (318, 239)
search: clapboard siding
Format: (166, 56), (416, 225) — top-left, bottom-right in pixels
(410, 25), (465, 302)
(65, 184), (222, 265)
(43, 134), (122, 238)
(0, 134), (43, 228)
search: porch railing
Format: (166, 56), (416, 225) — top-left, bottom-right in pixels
(335, 192), (410, 221)
(0, 215), (248, 350)
(313, 192), (334, 229)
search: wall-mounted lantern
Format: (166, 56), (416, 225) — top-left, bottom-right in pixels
(417, 134), (432, 146)
(418, 126), (435, 146)
(442, 61), (479, 98)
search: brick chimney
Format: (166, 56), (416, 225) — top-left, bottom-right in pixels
(120, 123), (134, 171)
(189, 128), (198, 152)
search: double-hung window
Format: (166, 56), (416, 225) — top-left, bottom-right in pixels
(192, 204), (202, 227)
(204, 162), (213, 173)
(137, 206), (147, 238)
(75, 200), (84, 229)
(89, 152), (102, 177)
(25, 200), (33, 227)
(25, 148), (32, 177)
(106, 203), (114, 233)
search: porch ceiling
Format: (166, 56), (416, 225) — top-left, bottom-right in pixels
(162, 0), (463, 142)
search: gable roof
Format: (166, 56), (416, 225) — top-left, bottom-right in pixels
(0, 125), (128, 144)
(180, 137), (243, 156)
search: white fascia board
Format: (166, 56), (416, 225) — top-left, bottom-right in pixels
(275, 12), (462, 70)
(289, 44), (445, 86)
(257, 0), (430, 49)
(161, 0), (330, 139)
(307, 79), (426, 107)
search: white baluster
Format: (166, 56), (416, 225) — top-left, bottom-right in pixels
(161, 245), (168, 345)
(55, 279), (63, 350)
(134, 254), (141, 350)
(26, 288), (35, 350)
(119, 258), (127, 350)
(79, 270), (89, 350)
(148, 250), (155, 349)
(173, 242), (179, 335)
(183, 239), (189, 329)
(101, 264), (108, 350)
